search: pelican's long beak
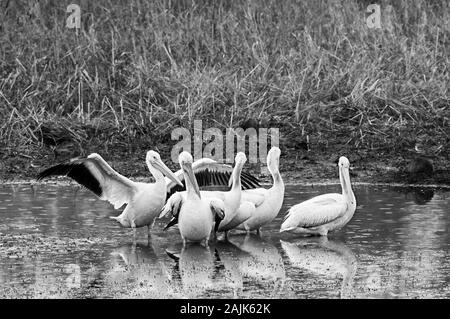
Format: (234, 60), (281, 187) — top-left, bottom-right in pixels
(183, 162), (201, 198)
(154, 159), (183, 186)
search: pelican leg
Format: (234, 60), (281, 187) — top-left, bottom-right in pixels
(288, 227), (328, 236)
(131, 219), (137, 240)
(147, 225), (152, 242)
(204, 234), (210, 247)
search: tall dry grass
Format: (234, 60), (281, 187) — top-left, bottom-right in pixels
(0, 0), (448, 160)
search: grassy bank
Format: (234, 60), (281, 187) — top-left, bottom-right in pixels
(0, 0), (449, 183)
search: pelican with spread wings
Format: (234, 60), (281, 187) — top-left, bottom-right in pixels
(37, 151), (183, 235)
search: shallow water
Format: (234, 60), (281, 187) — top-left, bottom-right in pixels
(0, 183), (449, 299)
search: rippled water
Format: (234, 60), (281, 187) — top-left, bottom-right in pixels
(0, 183), (449, 298)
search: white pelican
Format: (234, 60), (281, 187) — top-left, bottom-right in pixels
(159, 152), (259, 232)
(217, 201), (255, 235)
(175, 151), (226, 245)
(234, 147), (285, 233)
(280, 156), (356, 236)
(215, 152), (248, 232)
(160, 153), (259, 233)
(37, 151), (183, 235)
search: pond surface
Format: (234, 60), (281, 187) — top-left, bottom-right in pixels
(0, 183), (449, 299)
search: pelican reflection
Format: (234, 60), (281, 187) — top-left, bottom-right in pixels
(166, 243), (216, 297)
(106, 241), (171, 297)
(213, 240), (251, 297)
(280, 237), (357, 298)
(227, 234), (286, 297)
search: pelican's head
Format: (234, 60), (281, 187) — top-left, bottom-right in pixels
(267, 147), (281, 175)
(228, 152), (247, 187)
(146, 150), (183, 186)
(178, 151), (201, 198)
(338, 156), (354, 198)
(235, 152), (247, 167)
(146, 150), (162, 164)
(338, 156), (350, 170)
(178, 151), (194, 167)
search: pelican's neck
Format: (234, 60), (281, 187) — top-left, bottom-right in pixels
(231, 162), (243, 191)
(224, 162), (243, 216)
(340, 167), (355, 204)
(270, 167), (284, 191)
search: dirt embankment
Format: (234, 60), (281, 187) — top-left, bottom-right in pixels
(1, 138), (449, 188)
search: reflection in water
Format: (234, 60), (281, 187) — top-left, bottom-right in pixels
(165, 243), (216, 298)
(394, 187), (435, 205)
(410, 188), (434, 205)
(214, 240), (250, 297)
(104, 241), (172, 298)
(0, 184), (449, 298)
(395, 191), (448, 298)
(280, 238), (357, 298)
(228, 234), (286, 297)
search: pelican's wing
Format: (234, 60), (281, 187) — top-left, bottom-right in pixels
(281, 194), (346, 230)
(209, 198), (226, 233)
(160, 192), (185, 230)
(159, 192), (185, 219)
(165, 158), (260, 196)
(241, 188), (266, 208)
(218, 201), (255, 232)
(161, 191), (229, 231)
(37, 153), (137, 209)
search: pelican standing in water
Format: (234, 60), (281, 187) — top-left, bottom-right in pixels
(280, 156), (356, 236)
(176, 151), (225, 246)
(235, 147), (285, 234)
(37, 151), (183, 236)
(160, 152), (259, 234)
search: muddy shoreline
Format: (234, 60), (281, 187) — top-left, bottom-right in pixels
(1, 145), (449, 188)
